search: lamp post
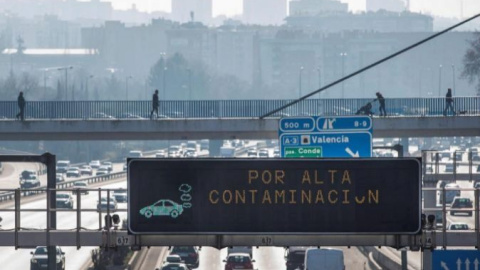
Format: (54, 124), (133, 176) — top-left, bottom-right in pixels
(316, 67), (321, 98)
(57, 66), (73, 100)
(125, 75), (132, 100)
(163, 67), (167, 100)
(299, 66), (304, 98)
(438, 64), (443, 96)
(188, 68), (192, 100)
(86, 75), (93, 100)
(340, 53), (347, 98)
(451, 64), (456, 96)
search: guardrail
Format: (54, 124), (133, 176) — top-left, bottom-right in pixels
(0, 97), (479, 119)
(0, 171), (126, 203)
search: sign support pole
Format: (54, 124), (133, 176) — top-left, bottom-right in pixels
(422, 249), (432, 270)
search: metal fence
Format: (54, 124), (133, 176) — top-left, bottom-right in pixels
(0, 97), (478, 119)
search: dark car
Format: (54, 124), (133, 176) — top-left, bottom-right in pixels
(170, 246), (199, 269)
(285, 246), (308, 270)
(223, 253), (254, 270)
(20, 170), (41, 188)
(56, 193), (74, 209)
(450, 197), (473, 216)
(113, 189), (128, 203)
(30, 246), (65, 270)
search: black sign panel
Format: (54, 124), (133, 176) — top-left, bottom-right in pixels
(128, 158), (420, 234)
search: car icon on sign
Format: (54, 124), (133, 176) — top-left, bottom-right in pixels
(139, 199), (184, 219)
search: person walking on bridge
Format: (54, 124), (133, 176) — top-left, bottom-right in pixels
(16, 91), (26, 121)
(443, 88), (456, 116)
(150, 89), (159, 119)
(375, 92), (386, 117)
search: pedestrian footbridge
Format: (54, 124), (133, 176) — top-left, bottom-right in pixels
(0, 98), (478, 140)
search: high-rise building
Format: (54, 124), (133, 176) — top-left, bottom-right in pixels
(366, 0), (406, 13)
(289, 0), (348, 16)
(243, 0), (287, 25)
(171, 0), (212, 24)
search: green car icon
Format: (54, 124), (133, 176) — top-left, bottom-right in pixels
(139, 199), (184, 219)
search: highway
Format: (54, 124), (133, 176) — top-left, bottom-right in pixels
(2, 143), (480, 269)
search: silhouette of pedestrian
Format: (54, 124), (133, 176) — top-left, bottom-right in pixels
(375, 92), (386, 117)
(443, 88), (456, 116)
(16, 91), (26, 121)
(150, 89), (159, 119)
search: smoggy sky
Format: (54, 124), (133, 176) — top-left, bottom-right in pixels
(105, 0), (480, 19)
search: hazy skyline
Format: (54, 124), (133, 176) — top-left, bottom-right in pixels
(104, 0), (480, 19)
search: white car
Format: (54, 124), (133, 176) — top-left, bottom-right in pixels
(155, 151), (166, 158)
(447, 222), (469, 230)
(89, 160), (101, 169)
(79, 165), (93, 176)
(66, 167), (80, 178)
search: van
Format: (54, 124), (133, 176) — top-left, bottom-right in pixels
(220, 146), (236, 157)
(56, 160), (70, 173)
(284, 247), (309, 270)
(304, 248), (344, 270)
(129, 150), (143, 158)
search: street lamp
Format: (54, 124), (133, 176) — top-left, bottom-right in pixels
(451, 64), (456, 96)
(438, 64), (443, 96)
(299, 66), (304, 98)
(57, 66), (73, 100)
(340, 53), (347, 98)
(163, 67), (167, 100)
(86, 75), (94, 100)
(125, 75), (132, 100)
(316, 67), (321, 98)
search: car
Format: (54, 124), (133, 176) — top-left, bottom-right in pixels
(89, 112), (115, 119)
(448, 222), (469, 230)
(258, 149), (269, 158)
(128, 150), (143, 158)
(79, 165), (93, 176)
(101, 162), (113, 172)
(123, 163), (127, 171)
(56, 193), (74, 209)
(30, 246), (65, 270)
(165, 255), (183, 263)
(56, 173), (65, 183)
(228, 246), (253, 258)
(118, 113), (145, 119)
(473, 181), (480, 189)
(247, 149), (257, 157)
(66, 167), (80, 178)
(89, 160), (101, 169)
(450, 197), (473, 216)
(156, 150), (167, 158)
(72, 181), (89, 195)
(223, 252), (254, 270)
(113, 188), (128, 203)
(439, 183), (461, 204)
(139, 199), (184, 219)
(444, 163), (456, 173)
(56, 160), (70, 174)
(273, 148), (280, 158)
(168, 146), (181, 158)
(20, 174), (41, 189)
(425, 166), (433, 173)
(472, 155), (480, 161)
(96, 168), (109, 176)
(170, 246), (200, 269)
(184, 149), (197, 158)
(97, 196), (117, 212)
(157, 263), (189, 270)
(284, 247), (309, 270)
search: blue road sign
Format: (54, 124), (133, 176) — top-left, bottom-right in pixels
(432, 250), (480, 270)
(316, 116), (372, 132)
(280, 132), (372, 158)
(279, 116), (373, 158)
(279, 117), (315, 132)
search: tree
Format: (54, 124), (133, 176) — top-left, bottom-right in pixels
(462, 32), (480, 96)
(3, 70), (17, 99)
(18, 72), (39, 97)
(148, 57), (166, 91)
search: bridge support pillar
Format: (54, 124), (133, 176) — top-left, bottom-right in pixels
(209, 140), (223, 157)
(401, 137), (409, 157)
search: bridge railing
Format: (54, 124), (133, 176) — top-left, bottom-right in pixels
(0, 97), (478, 119)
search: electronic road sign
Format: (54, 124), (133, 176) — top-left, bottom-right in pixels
(128, 158), (420, 235)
